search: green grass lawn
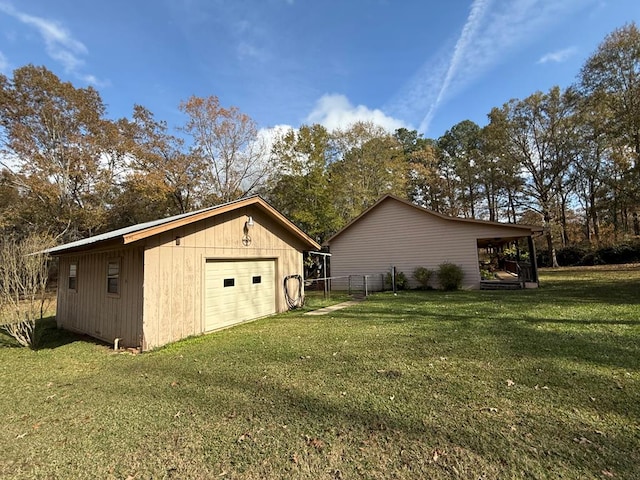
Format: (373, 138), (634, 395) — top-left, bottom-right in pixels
(1, 266), (638, 479)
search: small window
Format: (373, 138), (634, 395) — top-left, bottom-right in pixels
(224, 278), (235, 287)
(252, 276), (261, 284)
(107, 260), (120, 295)
(68, 262), (77, 291)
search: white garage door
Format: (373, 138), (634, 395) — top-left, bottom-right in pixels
(204, 259), (276, 331)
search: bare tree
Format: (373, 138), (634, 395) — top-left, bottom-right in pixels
(0, 233), (54, 348)
(180, 95), (271, 203)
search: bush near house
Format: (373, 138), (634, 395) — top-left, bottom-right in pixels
(412, 266), (433, 290)
(384, 270), (408, 290)
(437, 262), (464, 290)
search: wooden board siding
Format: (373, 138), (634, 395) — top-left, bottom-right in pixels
(56, 247), (143, 347)
(141, 205), (304, 350)
(329, 198), (532, 290)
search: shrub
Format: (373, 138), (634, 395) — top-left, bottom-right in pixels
(596, 243), (640, 264)
(556, 245), (590, 266)
(385, 270), (409, 290)
(412, 267), (433, 289)
(437, 262), (464, 291)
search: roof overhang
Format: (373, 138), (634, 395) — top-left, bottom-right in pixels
(46, 196), (320, 256)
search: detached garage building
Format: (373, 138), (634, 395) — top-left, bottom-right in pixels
(47, 196), (320, 351)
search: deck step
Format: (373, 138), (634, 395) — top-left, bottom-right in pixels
(480, 281), (523, 290)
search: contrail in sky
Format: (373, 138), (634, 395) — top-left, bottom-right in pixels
(387, 0), (596, 135)
(418, 0), (491, 133)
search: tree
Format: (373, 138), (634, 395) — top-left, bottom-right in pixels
(180, 95), (271, 203)
(438, 120), (482, 218)
(499, 87), (577, 267)
(329, 122), (407, 224)
(0, 233), (54, 348)
(0, 65), (115, 240)
(478, 113), (524, 223)
(580, 22), (640, 165)
(266, 124), (341, 243)
(579, 22), (640, 236)
(571, 92), (611, 244)
(395, 129), (444, 212)
(109, 105), (207, 227)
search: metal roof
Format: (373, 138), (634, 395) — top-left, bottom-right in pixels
(45, 195), (320, 255)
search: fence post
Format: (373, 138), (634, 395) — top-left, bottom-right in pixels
(364, 275), (368, 297)
(392, 266), (397, 294)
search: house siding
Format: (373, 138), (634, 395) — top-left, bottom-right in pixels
(329, 198), (533, 290)
(141, 205), (304, 350)
(56, 247), (144, 347)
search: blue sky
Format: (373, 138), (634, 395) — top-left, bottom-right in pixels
(1, 0), (639, 140)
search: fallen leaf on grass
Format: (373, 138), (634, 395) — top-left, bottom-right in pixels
(432, 449), (445, 462)
(16, 433), (27, 439)
(573, 436), (592, 445)
(506, 379), (515, 387)
(170, 381), (179, 387)
(602, 470), (615, 477)
(482, 407), (498, 413)
(306, 436), (325, 451)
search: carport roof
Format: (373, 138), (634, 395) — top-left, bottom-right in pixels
(46, 195), (321, 255)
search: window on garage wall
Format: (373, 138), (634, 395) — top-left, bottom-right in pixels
(68, 262), (78, 291)
(107, 259), (120, 296)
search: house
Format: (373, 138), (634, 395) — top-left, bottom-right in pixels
(47, 196), (320, 351)
(326, 195), (542, 291)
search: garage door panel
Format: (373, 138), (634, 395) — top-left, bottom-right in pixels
(205, 260), (276, 331)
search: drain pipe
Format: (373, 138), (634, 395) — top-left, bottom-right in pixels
(114, 338), (120, 351)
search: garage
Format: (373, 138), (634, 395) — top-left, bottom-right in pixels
(49, 195), (320, 350)
(204, 259), (276, 331)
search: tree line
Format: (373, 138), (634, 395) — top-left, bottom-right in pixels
(1, 23), (639, 267)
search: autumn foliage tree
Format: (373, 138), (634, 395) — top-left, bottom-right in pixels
(180, 95), (271, 203)
(0, 65), (115, 241)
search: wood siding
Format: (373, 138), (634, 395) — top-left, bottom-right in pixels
(141, 205), (304, 350)
(56, 247), (143, 347)
(329, 198), (533, 290)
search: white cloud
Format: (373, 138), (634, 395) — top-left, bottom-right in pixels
(388, 0), (597, 134)
(306, 94), (408, 132)
(0, 2), (86, 72)
(257, 124), (294, 154)
(537, 47), (577, 64)
(0, 1), (104, 85)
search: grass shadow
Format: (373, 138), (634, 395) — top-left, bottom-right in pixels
(0, 316), (104, 350)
